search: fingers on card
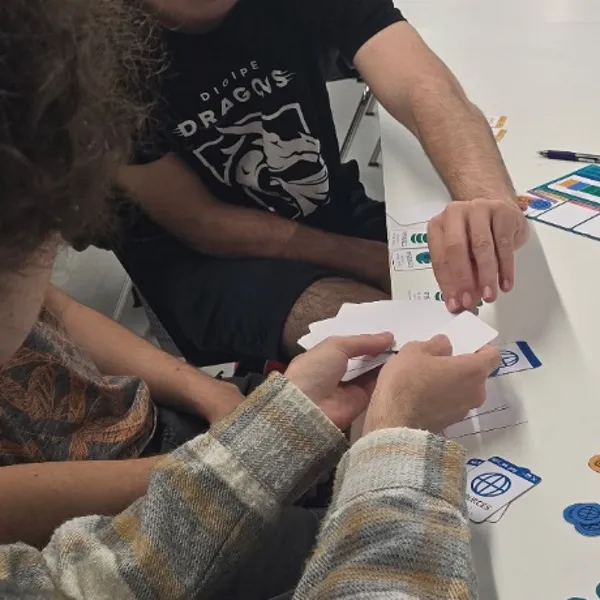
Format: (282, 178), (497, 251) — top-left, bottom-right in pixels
(466, 456), (541, 523)
(392, 249), (432, 271)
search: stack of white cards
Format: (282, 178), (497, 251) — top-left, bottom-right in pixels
(443, 376), (527, 439)
(300, 300), (529, 438)
(299, 300), (498, 382)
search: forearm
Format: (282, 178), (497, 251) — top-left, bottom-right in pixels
(120, 157), (388, 286)
(405, 85), (515, 202)
(172, 201), (390, 287)
(294, 429), (475, 599)
(44, 285), (227, 417)
(0, 374), (347, 599)
(144, 189), (387, 283)
(0, 457), (157, 548)
(357, 22), (515, 205)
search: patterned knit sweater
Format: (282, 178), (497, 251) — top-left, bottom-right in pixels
(0, 373), (475, 599)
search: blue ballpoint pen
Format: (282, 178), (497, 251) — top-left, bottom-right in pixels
(538, 150), (600, 164)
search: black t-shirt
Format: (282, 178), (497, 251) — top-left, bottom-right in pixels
(141, 0), (404, 222)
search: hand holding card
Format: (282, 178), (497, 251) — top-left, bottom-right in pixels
(299, 300), (499, 383)
(363, 336), (500, 435)
(285, 332), (394, 431)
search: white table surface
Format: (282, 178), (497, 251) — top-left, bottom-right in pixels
(382, 2), (600, 598)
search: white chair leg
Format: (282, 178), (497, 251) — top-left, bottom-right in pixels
(366, 94), (377, 116)
(112, 275), (133, 322)
(340, 86), (373, 162)
(368, 138), (382, 168)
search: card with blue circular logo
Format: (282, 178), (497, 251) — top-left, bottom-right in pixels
(490, 341), (542, 378)
(466, 456), (542, 523)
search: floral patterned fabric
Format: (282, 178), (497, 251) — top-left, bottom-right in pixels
(0, 308), (155, 465)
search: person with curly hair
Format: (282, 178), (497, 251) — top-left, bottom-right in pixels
(0, 0), (499, 597)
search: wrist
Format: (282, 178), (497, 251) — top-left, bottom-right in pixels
(363, 391), (420, 434)
(286, 226), (389, 285)
(346, 238), (390, 286)
(161, 366), (225, 418)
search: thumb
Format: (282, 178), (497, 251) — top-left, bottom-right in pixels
(473, 344), (501, 374)
(423, 334), (453, 357)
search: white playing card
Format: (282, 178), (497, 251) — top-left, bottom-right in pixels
(486, 504), (509, 523)
(389, 223), (428, 250)
(406, 288), (443, 302)
(342, 352), (393, 382)
(300, 301), (498, 382)
(301, 301), (497, 356)
(435, 311), (498, 356)
(458, 378), (510, 422)
(466, 457), (541, 523)
(391, 249), (432, 271)
(467, 458), (509, 523)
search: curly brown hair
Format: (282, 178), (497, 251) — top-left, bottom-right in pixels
(0, 0), (158, 272)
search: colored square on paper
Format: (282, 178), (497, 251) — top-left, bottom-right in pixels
(526, 165), (600, 240)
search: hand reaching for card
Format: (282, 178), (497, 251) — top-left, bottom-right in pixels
(427, 197), (529, 312)
(363, 335), (500, 435)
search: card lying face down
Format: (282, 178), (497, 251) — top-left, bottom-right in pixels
(300, 301), (498, 382)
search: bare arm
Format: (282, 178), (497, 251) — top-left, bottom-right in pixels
(355, 21), (515, 203)
(354, 21), (528, 311)
(119, 155), (390, 290)
(44, 285), (243, 422)
(0, 457), (157, 547)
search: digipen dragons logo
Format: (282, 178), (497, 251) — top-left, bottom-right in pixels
(191, 103), (330, 219)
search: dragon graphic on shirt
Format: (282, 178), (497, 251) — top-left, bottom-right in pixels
(191, 103), (330, 219)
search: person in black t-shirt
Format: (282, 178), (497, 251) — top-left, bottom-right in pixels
(116, 0), (528, 364)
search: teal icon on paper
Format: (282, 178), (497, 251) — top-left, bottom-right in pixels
(415, 251), (431, 265)
(567, 582), (600, 599)
(410, 232), (428, 245)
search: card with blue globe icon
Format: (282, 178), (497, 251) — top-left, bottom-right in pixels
(490, 341), (542, 378)
(466, 457), (542, 523)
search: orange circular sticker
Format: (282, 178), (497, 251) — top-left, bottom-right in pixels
(589, 455), (600, 473)
(517, 195), (531, 212)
